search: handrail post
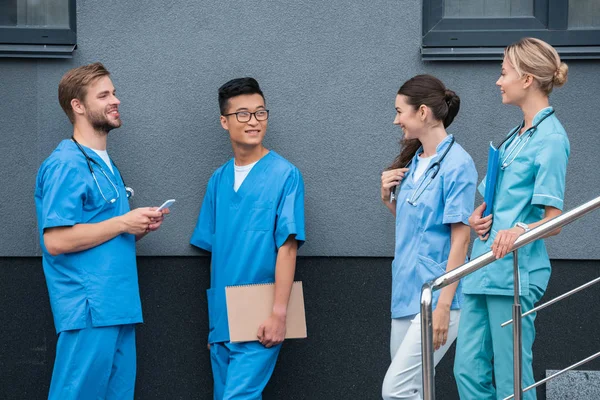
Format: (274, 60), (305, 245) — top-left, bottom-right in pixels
(512, 250), (523, 400)
(421, 283), (435, 400)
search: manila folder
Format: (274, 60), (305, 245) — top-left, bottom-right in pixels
(225, 281), (307, 343)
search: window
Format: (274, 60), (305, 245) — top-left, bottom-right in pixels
(422, 0), (600, 60)
(0, 0), (76, 58)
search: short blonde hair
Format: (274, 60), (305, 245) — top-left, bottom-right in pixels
(505, 37), (568, 95)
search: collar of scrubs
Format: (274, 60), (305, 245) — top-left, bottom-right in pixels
(502, 107), (555, 159)
(409, 134), (454, 182)
(504, 106), (555, 147)
(532, 106), (554, 126)
(226, 150), (273, 200)
(64, 139), (119, 180)
(62, 140), (125, 202)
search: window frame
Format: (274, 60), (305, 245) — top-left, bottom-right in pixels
(422, 0), (600, 60)
(0, 0), (77, 58)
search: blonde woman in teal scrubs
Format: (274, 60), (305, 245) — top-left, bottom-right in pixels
(454, 37), (570, 400)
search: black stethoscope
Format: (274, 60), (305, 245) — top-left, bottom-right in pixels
(390, 136), (455, 204)
(71, 137), (134, 203)
(498, 110), (555, 170)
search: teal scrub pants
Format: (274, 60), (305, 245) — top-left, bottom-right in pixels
(210, 341), (281, 400)
(48, 317), (136, 400)
(454, 286), (543, 400)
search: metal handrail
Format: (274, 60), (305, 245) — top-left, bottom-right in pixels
(420, 195), (600, 400)
(503, 351), (600, 400)
(501, 276), (600, 328)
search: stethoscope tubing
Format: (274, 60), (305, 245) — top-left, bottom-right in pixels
(70, 137), (133, 202)
(499, 110), (555, 170)
(390, 136), (455, 204)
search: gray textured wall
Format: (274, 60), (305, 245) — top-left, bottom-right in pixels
(1, 0), (599, 257)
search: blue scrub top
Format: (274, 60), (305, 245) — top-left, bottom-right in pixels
(190, 151), (306, 343)
(35, 140), (143, 334)
(464, 107), (570, 297)
(392, 135), (477, 319)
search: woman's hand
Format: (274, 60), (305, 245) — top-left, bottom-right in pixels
(491, 227), (524, 259)
(432, 304), (451, 350)
(381, 168), (409, 202)
(468, 202), (493, 240)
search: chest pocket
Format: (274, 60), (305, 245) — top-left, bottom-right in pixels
(413, 175), (442, 207)
(246, 201), (274, 232)
(83, 169), (125, 212)
(501, 154), (535, 191)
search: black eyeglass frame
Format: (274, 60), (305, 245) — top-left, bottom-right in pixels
(222, 110), (270, 123)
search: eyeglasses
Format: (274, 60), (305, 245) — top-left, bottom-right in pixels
(223, 110), (269, 123)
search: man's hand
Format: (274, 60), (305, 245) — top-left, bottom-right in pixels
(119, 207), (164, 235)
(257, 313), (286, 348)
(147, 207), (170, 232)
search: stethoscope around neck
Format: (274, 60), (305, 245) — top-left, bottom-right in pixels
(498, 110), (555, 170)
(71, 136), (134, 203)
(404, 136), (455, 206)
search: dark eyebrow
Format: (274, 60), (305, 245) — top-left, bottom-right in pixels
(234, 106), (266, 112)
(97, 90), (110, 97)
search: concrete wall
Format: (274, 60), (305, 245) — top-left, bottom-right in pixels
(0, 0), (599, 258)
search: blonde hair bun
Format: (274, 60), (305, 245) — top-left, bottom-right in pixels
(553, 62), (569, 87)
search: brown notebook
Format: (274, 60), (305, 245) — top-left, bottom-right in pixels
(225, 281), (307, 343)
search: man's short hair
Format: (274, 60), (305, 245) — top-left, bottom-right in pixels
(58, 62), (110, 124)
(218, 77), (264, 115)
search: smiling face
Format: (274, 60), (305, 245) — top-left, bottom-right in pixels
(73, 75), (122, 133)
(393, 94), (425, 140)
(220, 93), (267, 148)
(496, 56), (529, 106)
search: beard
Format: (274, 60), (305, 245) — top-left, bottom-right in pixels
(86, 107), (122, 133)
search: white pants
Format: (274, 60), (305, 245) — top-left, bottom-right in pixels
(382, 310), (461, 400)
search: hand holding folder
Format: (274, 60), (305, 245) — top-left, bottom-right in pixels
(226, 281), (307, 343)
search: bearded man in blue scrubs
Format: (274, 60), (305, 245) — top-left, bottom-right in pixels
(35, 62), (168, 399)
(191, 77), (305, 399)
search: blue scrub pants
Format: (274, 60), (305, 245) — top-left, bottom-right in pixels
(454, 286), (543, 400)
(210, 341), (281, 400)
(48, 319), (136, 400)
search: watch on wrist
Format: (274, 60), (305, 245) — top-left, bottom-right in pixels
(515, 222), (530, 233)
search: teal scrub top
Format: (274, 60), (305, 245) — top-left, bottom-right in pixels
(464, 107), (570, 297)
(190, 151), (306, 344)
(392, 135), (477, 319)
(35, 140), (143, 333)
